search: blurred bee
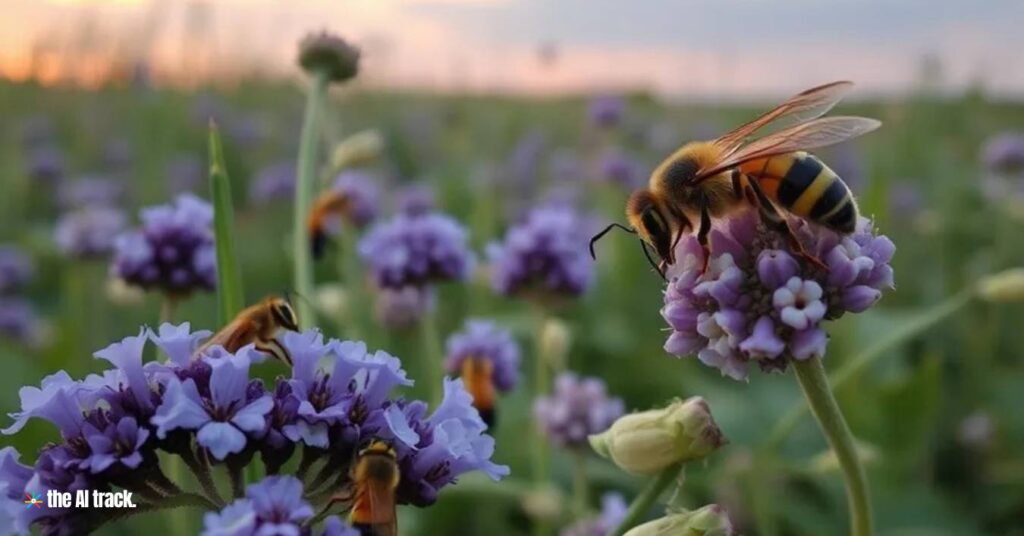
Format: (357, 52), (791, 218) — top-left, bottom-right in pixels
(308, 190), (353, 259)
(590, 81), (881, 278)
(461, 357), (497, 426)
(195, 295), (299, 364)
(347, 440), (399, 536)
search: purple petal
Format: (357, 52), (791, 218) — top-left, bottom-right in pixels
(197, 422), (247, 460)
(739, 317), (785, 359)
(842, 285), (882, 313)
(209, 353), (250, 410)
(384, 405), (421, 447)
(791, 328), (828, 361)
(757, 249), (799, 289)
(151, 378), (211, 438)
(230, 396), (274, 433)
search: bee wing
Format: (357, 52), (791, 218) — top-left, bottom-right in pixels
(712, 81), (855, 156)
(195, 318), (254, 355)
(695, 116), (881, 182)
(366, 478), (398, 536)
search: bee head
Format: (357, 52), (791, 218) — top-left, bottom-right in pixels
(269, 297), (300, 332)
(626, 189), (674, 264)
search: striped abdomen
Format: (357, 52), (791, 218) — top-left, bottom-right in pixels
(740, 151), (857, 233)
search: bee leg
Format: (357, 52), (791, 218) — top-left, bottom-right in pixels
(256, 340), (292, 366)
(697, 197), (712, 274)
(744, 177), (828, 271)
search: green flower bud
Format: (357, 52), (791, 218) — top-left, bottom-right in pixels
(539, 317), (572, 372)
(314, 284), (350, 320)
(624, 504), (736, 536)
(978, 268), (1024, 302)
(331, 130), (383, 171)
(298, 31), (360, 83)
(589, 397), (726, 475)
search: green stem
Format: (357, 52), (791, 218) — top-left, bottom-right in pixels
(764, 287), (975, 451)
(572, 450), (589, 519)
(160, 296), (179, 324)
(610, 462), (683, 536)
(208, 122), (245, 326)
(338, 229), (364, 341)
(792, 357), (872, 536)
(419, 305), (444, 407)
(531, 312), (553, 536)
(293, 69), (330, 330)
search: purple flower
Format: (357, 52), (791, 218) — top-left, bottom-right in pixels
(148, 322), (212, 366)
(152, 351), (272, 460)
(396, 185), (435, 216)
(112, 193), (217, 296)
(359, 212), (475, 289)
(533, 373), (624, 449)
(249, 161), (296, 205)
(374, 286), (435, 330)
(598, 149), (645, 189)
(560, 492), (628, 536)
(82, 416), (149, 473)
(58, 175), (125, 210)
(388, 378), (510, 506)
(54, 207), (126, 260)
(282, 331), (412, 447)
(26, 145), (65, 184)
(444, 319), (521, 392)
(0, 447), (34, 534)
(549, 149), (585, 183)
(981, 132), (1024, 174)
(332, 170), (380, 228)
(588, 95), (625, 128)
(0, 246), (32, 295)
(202, 476), (322, 536)
(487, 206), (594, 298)
(662, 211), (894, 380)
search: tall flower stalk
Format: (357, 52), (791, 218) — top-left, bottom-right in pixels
(292, 32), (360, 330)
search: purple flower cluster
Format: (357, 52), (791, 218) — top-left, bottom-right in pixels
(54, 207), (126, 260)
(26, 145), (65, 184)
(0, 324), (507, 534)
(202, 476), (358, 536)
(332, 170), (380, 228)
(981, 132), (1024, 174)
(533, 372), (624, 449)
(662, 211), (894, 381)
(396, 184), (436, 216)
(598, 149), (646, 189)
(374, 286), (435, 330)
(0, 245), (33, 295)
(0, 298), (42, 345)
(249, 161), (296, 205)
(58, 175), (125, 210)
(111, 194), (217, 295)
(587, 95), (626, 128)
(444, 319), (521, 392)
(487, 206), (595, 298)
(560, 493), (628, 536)
(358, 212), (475, 289)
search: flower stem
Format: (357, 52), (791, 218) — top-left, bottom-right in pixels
(338, 229), (364, 341)
(293, 69), (330, 330)
(792, 357), (873, 536)
(610, 462), (683, 536)
(531, 312), (553, 536)
(763, 287), (975, 451)
(419, 305), (445, 407)
(572, 450), (589, 519)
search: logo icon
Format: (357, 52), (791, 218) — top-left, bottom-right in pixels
(23, 492), (43, 509)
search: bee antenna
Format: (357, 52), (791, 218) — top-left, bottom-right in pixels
(589, 223), (636, 260)
(640, 240), (667, 281)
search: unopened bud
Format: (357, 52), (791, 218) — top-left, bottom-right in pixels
(589, 397), (726, 475)
(539, 317), (572, 372)
(106, 277), (144, 306)
(315, 284), (350, 320)
(624, 504), (736, 536)
(978, 268), (1024, 302)
(298, 31), (360, 83)
(520, 485), (563, 523)
(331, 130), (383, 171)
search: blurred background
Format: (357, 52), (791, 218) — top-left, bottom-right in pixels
(1, 1), (1023, 535)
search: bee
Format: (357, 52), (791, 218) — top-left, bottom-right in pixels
(347, 440), (399, 536)
(195, 296), (299, 364)
(590, 81), (880, 278)
(461, 357), (497, 426)
(307, 190), (353, 259)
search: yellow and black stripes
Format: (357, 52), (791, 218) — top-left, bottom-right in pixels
(743, 152), (857, 234)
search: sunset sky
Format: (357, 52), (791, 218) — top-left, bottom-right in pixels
(2, 0), (1023, 97)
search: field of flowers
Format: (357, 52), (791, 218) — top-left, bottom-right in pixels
(1, 33), (1023, 536)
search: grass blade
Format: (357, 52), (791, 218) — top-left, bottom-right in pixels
(208, 121), (245, 324)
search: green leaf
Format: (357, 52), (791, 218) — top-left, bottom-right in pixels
(208, 121), (245, 325)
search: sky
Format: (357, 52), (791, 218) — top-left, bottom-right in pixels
(1, 0), (1023, 97)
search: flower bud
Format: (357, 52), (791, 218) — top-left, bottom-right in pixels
(106, 276), (144, 306)
(589, 397), (726, 475)
(539, 317), (571, 372)
(331, 130), (383, 171)
(520, 484), (563, 523)
(298, 31), (360, 83)
(623, 504), (736, 536)
(978, 268), (1024, 302)
(314, 284), (350, 320)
